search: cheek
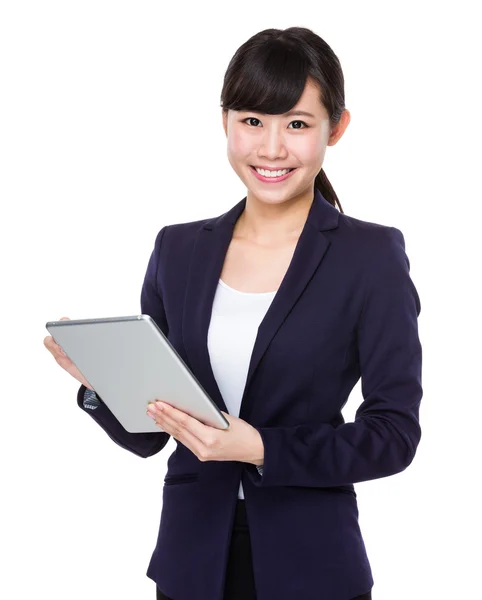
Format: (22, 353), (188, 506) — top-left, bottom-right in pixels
(227, 132), (251, 158)
(295, 137), (325, 165)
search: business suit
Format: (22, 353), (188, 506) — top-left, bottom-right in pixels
(77, 188), (422, 600)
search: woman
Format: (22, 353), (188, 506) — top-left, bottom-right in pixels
(45, 27), (422, 600)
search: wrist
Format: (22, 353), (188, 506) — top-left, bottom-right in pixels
(249, 429), (264, 466)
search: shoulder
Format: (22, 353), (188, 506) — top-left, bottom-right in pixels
(336, 214), (418, 318)
(150, 216), (221, 279)
(162, 214), (215, 241)
(150, 217), (212, 260)
(155, 208), (407, 265)
(338, 212), (405, 247)
(336, 212), (407, 267)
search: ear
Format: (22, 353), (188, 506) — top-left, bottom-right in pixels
(328, 109), (351, 147)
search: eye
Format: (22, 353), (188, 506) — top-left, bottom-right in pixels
(242, 117), (308, 129)
(243, 117), (262, 127)
(288, 120), (308, 129)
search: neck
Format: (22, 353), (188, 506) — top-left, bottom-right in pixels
(236, 187), (314, 244)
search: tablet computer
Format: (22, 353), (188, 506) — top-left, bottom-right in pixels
(45, 315), (229, 433)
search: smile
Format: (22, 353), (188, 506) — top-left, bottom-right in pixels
(250, 166), (298, 183)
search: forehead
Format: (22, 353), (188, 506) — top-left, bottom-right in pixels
(228, 79), (327, 120)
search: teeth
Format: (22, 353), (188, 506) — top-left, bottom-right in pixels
(255, 167), (292, 177)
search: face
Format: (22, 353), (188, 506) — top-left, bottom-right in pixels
(222, 78), (350, 208)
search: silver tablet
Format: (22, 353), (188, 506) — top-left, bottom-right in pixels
(45, 315), (229, 433)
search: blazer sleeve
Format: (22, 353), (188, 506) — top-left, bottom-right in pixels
(244, 226), (423, 488)
(76, 226), (171, 459)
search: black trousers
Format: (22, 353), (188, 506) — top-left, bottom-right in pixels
(156, 499), (372, 600)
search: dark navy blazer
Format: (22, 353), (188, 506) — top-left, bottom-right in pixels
(77, 188), (423, 600)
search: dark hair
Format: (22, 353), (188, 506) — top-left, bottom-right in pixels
(220, 27), (346, 213)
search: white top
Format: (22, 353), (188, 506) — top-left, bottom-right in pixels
(207, 278), (278, 499)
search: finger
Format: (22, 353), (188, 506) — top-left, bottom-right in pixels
(43, 336), (61, 355)
(154, 402), (209, 444)
(43, 336), (54, 350)
(148, 405), (180, 434)
(160, 419), (207, 461)
(150, 403), (211, 453)
(151, 412), (206, 459)
(44, 319), (70, 348)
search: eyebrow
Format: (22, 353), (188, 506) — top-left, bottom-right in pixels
(284, 110), (316, 119)
(242, 109), (316, 119)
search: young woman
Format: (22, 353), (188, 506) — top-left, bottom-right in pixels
(45, 26), (422, 600)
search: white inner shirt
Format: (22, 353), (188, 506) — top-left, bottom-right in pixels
(207, 278), (278, 500)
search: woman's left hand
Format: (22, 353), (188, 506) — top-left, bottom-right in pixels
(147, 400), (264, 466)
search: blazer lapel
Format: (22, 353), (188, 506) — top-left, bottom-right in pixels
(182, 189), (340, 423)
(181, 202), (244, 418)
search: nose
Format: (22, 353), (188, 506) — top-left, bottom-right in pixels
(258, 126), (289, 161)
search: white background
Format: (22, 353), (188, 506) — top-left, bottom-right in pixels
(1, 1), (480, 599)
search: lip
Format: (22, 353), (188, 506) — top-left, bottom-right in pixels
(252, 165), (294, 170)
(250, 165), (297, 183)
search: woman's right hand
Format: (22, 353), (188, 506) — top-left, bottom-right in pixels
(44, 317), (95, 391)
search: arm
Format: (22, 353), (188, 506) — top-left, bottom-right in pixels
(244, 227), (422, 488)
(76, 226), (171, 458)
